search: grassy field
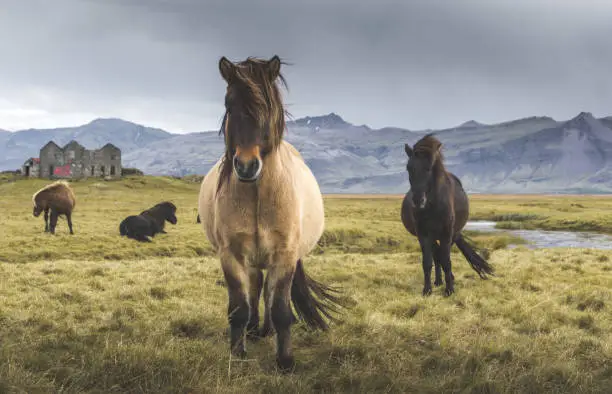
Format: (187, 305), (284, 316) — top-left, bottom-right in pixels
(0, 176), (611, 393)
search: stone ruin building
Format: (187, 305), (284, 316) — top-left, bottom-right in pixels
(22, 140), (122, 179)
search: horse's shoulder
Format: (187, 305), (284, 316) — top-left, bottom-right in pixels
(282, 141), (303, 159)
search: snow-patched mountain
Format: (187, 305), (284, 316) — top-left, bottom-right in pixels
(2, 112), (612, 193)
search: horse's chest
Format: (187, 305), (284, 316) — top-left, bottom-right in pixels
(415, 208), (453, 236)
(216, 196), (297, 269)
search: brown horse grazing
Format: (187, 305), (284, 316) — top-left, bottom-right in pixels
(401, 134), (494, 297)
(32, 180), (76, 234)
(198, 55), (347, 372)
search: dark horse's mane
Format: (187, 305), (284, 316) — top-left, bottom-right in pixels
(140, 201), (176, 222)
(217, 56), (291, 193)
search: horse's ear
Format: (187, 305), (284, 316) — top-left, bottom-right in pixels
(219, 56), (235, 83)
(404, 143), (413, 158)
(268, 55), (282, 81)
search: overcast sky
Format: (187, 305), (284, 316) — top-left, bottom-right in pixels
(1, 0), (611, 133)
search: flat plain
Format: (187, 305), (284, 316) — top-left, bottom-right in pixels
(0, 176), (610, 393)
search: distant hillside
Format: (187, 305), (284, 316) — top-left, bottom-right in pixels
(0, 118), (172, 171)
(2, 112), (612, 194)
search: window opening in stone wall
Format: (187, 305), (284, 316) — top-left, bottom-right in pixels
(110, 165), (116, 175)
(91, 166), (95, 175)
(101, 166), (105, 176)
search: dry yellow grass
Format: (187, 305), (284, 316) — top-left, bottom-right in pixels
(0, 177), (610, 393)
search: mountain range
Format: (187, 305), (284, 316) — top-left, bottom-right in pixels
(2, 111), (612, 194)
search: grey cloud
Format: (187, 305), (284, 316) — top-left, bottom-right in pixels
(0, 0), (611, 132)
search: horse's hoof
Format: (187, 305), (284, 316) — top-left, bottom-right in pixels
(276, 355), (295, 373)
(444, 287), (455, 297)
(231, 348), (247, 359)
(434, 279), (444, 287)
(259, 325), (273, 338)
(246, 328), (261, 342)
(422, 287), (432, 296)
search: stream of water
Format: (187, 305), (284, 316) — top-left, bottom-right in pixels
(464, 221), (612, 250)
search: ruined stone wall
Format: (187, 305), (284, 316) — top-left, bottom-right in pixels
(21, 159), (40, 177)
(39, 144), (64, 178)
(35, 142), (122, 179)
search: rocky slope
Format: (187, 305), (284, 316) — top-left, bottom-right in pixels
(2, 112), (612, 194)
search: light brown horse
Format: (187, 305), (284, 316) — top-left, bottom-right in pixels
(198, 55), (346, 372)
(32, 180), (76, 234)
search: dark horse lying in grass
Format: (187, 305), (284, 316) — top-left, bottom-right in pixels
(32, 180), (76, 235)
(119, 201), (178, 242)
(401, 134), (494, 296)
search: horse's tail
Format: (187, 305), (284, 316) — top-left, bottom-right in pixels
(119, 220), (128, 236)
(290, 259), (349, 331)
(454, 233), (495, 279)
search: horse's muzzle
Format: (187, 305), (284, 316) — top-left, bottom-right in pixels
(233, 155), (262, 182)
(413, 195), (427, 209)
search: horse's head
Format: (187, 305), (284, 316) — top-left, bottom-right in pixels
(32, 203), (43, 217)
(162, 202), (178, 225)
(217, 55), (287, 186)
(404, 134), (444, 209)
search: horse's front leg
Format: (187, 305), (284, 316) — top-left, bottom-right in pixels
(259, 272), (273, 338)
(438, 236), (455, 296)
(432, 242), (443, 287)
(418, 236), (434, 296)
(44, 208), (49, 232)
(267, 250), (298, 372)
(246, 267), (263, 341)
(220, 249), (250, 359)
(49, 209), (59, 235)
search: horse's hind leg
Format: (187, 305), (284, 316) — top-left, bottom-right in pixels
(49, 210), (59, 235)
(432, 242), (444, 287)
(246, 267), (263, 341)
(220, 250), (250, 358)
(66, 212), (74, 235)
(267, 255), (298, 372)
(44, 208), (49, 232)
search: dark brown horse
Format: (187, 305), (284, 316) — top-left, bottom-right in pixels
(198, 55), (347, 372)
(32, 180), (76, 234)
(119, 201), (178, 242)
(401, 134), (494, 296)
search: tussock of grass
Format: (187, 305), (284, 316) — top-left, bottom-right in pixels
(0, 251), (610, 392)
(0, 178), (611, 392)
